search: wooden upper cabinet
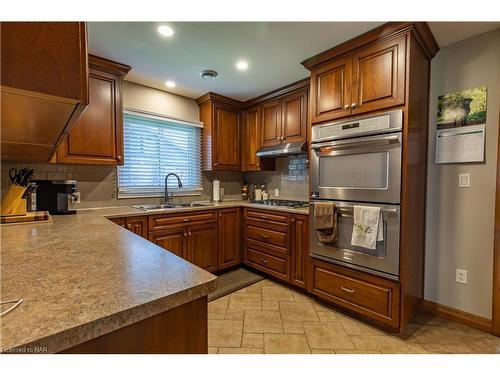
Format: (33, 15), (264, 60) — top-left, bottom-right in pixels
(261, 99), (282, 147)
(242, 107), (275, 172)
(214, 104), (240, 170)
(310, 57), (351, 123)
(281, 90), (307, 143)
(0, 22), (88, 162)
(57, 55), (131, 165)
(196, 93), (241, 171)
(305, 32), (407, 123)
(351, 35), (406, 115)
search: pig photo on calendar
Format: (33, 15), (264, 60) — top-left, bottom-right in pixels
(436, 86), (487, 130)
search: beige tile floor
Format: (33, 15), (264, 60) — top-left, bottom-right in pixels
(208, 278), (500, 354)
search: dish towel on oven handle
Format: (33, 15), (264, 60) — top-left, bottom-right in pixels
(351, 205), (383, 249)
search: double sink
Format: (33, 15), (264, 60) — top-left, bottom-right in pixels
(132, 202), (214, 211)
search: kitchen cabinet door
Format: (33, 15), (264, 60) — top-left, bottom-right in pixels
(188, 222), (218, 273)
(281, 90), (307, 143)
(218, 208), (241, 270)
(310, 57), (352, 123)
(214, 105), (240, 170)
(57, 55), (130, 165)
(0, 22), (88, 162)
(351, 35), (406, 115)
(261, 99), (282, 147)
(290, 214), (309, 290)
(149, 227), (188, 259)
(126, 216), (148, 238)
(242, 107), (275, 172)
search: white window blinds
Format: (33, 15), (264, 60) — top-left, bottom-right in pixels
(118, 111), (202, 198)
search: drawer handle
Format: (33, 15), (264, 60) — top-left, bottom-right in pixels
(260, 234), (269, 240)
(341, 286), (355, 294)
(260, 258), (269, 264)
(259, 215), (269, 220)
(183, 218), (190, 222)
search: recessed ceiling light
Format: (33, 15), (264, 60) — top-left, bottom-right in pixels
(157, 25), (174, 38)
(236, 61), (249, 71)
(165, 81), (176, 88)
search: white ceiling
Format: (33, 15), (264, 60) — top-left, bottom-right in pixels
(88, 22), (499, 101)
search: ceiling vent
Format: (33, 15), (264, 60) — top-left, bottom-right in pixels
(200, 70), (218, 80)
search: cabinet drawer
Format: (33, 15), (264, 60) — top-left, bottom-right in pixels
(309, 259), (400, 329)
(149, 210), (216, 231)
(245, 224), (287, 248)
(245, 247), (289, 282)
(244, 208), (289, 225)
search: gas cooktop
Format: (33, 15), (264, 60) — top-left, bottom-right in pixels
(249, 199), (309, 208)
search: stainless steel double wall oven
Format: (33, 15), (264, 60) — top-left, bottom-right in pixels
(309, 110), (403, 280)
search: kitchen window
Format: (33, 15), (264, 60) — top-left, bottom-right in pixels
(117, 110), (203, 198)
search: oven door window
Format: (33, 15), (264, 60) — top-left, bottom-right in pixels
(319, 151), (389, 189)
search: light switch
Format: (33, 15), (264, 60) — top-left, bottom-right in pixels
(458, 173), (470, 188)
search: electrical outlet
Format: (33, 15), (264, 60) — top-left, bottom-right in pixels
(72, 192), (81, 204)
(456, 268), (467, 284)
(219, 187), (225, 198)
(274, 188), (280, 197)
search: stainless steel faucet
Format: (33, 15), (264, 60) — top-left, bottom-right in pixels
(164, 173), (183, 203)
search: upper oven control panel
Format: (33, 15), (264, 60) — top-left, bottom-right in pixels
(312, 109), (403, 143)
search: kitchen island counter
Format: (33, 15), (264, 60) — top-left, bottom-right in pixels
(0, 207), (217, 353)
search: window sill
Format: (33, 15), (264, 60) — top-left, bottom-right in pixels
(117, 190), (203, 199)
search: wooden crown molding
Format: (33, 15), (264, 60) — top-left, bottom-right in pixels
(243, 77), (310, 108)
(89, 54), (131, 77)
(196, 77), (310, 110)
(301, 22), (439, 70)
(195, 92), (244, 108)
(419, 299), (493, 334)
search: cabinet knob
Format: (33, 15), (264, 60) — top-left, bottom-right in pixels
(276, 137), (280, 141)
(117, 156), (122, 160)
(183, 232), (187, 237)
(127, 223), (132, 229)
(344, 104), (350, 111)
(214, 163), (218, 167)
(188, 232), (192, 237)
(256, 163), (260, 167)
(350, 103), (357, 109)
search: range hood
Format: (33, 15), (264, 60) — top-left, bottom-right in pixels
(256, 141), (306, 158)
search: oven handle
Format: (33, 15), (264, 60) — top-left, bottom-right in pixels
(311, 203), (399, 217)
(310, 133), (401, 150)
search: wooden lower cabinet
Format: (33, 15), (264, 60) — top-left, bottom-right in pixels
(109, 216), (147, 239)
(125, 216), (148, 238)
(149, 227), (188, 259)
(290, 214), (309, 290)
(188, 222), (218, 273)
(309, 258), (400, 330)
(218, 208), (241, 270)
(62, 297), (208, 354)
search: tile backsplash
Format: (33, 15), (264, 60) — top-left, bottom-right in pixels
(1, 162), (243, 209)
(244, 155), (309, 201)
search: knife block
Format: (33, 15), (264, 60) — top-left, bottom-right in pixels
(1, 185), (27, 217)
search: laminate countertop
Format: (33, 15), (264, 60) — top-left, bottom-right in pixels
(0, 200), (308, 353)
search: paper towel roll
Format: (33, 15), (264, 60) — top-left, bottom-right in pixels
(213, 179), (220, 202)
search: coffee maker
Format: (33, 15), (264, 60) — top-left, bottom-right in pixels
(34, 180), (78, 215)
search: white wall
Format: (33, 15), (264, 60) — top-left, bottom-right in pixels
(122, 81), (199, 122)
(425, 28), (500, 319)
